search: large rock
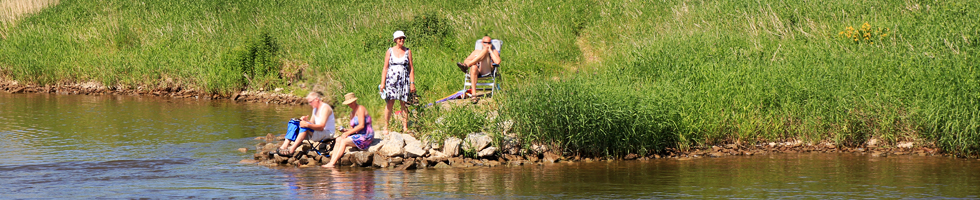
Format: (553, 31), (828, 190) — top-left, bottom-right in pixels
(433, 162), (451, 169)
(463, 133), (492, 152)
(340, 153), (353, 166)
(373, 154), (390, 168)
(542, 152), (561, 163)
(395, 158), (417, 170)
(263, 143), (278, 152)
(403, 134), (426, 158)
(477, 146), (497, 158)
(443, 137), (462, 157)
(366, 133), (385, 153)
(378, 132), (405, 157)
(390, 157), (404, 165)
(349, 151), (373, 167)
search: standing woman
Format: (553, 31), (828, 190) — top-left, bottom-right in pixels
(379, 30), (415, 134)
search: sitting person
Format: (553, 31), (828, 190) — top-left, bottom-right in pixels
(277, 91), (336, 155)
(456, 36), (501, 97)
(322, 93), (375, 168)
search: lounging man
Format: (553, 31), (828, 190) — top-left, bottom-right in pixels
(277, 91), (336, 155)
(322, 93), (375, 168)
(456, 36), (501, 97)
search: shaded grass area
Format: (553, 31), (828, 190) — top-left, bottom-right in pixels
(0, 0), (978, 156)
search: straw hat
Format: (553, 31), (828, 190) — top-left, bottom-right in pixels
(342, 93), (358, 105)
(392, 30), (406, 42)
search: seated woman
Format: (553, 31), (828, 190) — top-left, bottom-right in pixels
(322, 93), (374, 168)
(278, 91), (336, 155)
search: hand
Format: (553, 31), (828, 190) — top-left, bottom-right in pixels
(410, 84), (416, 93)
(299, 120), (310, 128)
(379, 85), (385, 92)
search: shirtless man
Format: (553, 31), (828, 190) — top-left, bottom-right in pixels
(456, 36), (501, 96)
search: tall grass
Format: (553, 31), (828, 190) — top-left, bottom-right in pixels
(503, 0), (979, 156)
(0, 0), (977, 156)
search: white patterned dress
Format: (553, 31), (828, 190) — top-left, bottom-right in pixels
(382, 47), (411, 102)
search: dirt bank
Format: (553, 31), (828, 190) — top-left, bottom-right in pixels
(0, 79), (305, 105)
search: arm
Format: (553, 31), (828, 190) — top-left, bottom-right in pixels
(300, 105), (331, 131)
(380, 49), (391, 91)
(408, 50), (416, 92)
(489, 46), (501, 65)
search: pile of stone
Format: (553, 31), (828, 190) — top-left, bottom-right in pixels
(244, 132), (522, 169)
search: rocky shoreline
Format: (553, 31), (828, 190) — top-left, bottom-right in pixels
(0, 79), (306, 104)
(241, 131), (955, 169)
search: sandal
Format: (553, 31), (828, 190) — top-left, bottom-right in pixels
(271, 148), (286, 156)
(471, 97), (480, 104)
(456, 62), (468, 73)
(275, 148), (294, 157)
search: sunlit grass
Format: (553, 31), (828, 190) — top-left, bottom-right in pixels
(0, 0), (977, 156)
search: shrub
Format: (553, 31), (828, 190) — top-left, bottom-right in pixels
(207, 31), (282, 93)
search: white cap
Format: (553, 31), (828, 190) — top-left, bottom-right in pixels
(392, 31), (406, 41)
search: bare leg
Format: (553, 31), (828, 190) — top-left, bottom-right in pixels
(278, 138), (291, 152)
(383, 99), (394, 134)
(399, 101), (409, 133)
(463, 48), (489, 67)
(286, 131), (310, 154)
(322, 137), (357, 168)
(469, 66), (480, 94)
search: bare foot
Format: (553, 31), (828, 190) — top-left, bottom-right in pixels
(321, 164), (335, 168)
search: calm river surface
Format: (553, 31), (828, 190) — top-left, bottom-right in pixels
(2, 92), (979, 199)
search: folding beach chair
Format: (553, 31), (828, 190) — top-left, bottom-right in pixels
(462, 39), (503, 97)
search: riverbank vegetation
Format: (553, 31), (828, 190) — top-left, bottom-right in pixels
(1, 0), (977, 157)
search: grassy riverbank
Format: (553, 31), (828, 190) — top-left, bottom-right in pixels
(1, 0), (977, 156)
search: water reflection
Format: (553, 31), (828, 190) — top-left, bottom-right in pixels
(0, 93), (307, 165)
(282, 168), (375, 199)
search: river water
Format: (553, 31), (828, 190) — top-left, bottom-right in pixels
(2, 92), (979, 198)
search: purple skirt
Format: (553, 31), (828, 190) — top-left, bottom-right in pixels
(349, 132), (374, 150)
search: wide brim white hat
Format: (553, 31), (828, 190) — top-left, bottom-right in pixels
(392, 31), (406, 41)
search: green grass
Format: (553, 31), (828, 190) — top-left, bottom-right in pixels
(1, 0), (978, 156)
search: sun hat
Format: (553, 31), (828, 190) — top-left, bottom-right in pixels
(342, 93), (358, 105)
(392, 30), (406, 41)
